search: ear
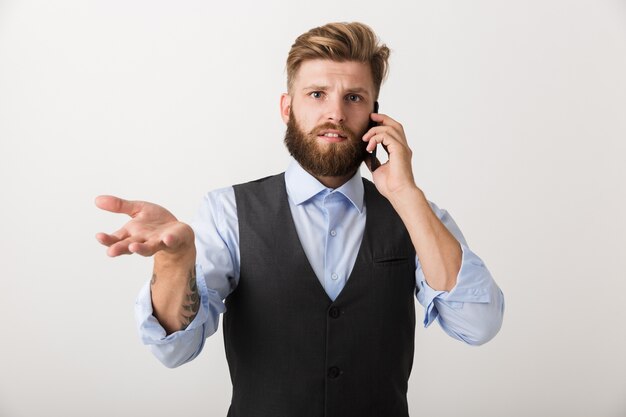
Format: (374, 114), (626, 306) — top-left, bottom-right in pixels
(280, 93), (292, 124)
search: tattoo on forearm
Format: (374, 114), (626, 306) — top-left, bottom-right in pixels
(180, 268), (200, 330)
(150, 273), (157, 286)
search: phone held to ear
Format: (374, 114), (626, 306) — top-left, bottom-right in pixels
(369, 101), (380, 171)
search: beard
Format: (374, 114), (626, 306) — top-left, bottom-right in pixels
(284, 109), (368, 178)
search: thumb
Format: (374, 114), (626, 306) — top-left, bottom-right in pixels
(95, 195), (142, 217)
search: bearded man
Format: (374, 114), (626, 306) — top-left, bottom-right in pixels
(96, 22), (504, 417)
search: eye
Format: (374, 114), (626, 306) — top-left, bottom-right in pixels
(346, 94), (362, 102)
(309, 91), (324, 99)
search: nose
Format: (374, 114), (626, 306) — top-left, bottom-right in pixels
(325, 97), (346, 124)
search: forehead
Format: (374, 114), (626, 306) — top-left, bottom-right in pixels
(293, 59), (374, 90)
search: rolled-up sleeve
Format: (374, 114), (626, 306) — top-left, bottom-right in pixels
(416, 201), (505, 345)
(133, 187), (240, 367)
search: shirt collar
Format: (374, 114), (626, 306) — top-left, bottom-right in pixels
(285, 158), (365, 213)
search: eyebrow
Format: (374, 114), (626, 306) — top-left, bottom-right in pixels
(302, 85), (371, 96)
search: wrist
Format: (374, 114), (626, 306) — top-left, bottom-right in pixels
(155, 245), (196, 268)
(387, 185), (424, 211)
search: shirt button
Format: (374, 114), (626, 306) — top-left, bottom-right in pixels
(330, 230), (337, 237)
(331, 273), (338, 280)
(328, 366), (341, 379)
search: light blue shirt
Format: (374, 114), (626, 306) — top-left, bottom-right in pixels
(135, 160), (505, 368)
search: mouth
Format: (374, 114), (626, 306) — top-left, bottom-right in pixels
(317, 130), (348, 143)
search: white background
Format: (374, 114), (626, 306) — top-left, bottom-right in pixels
(1, 1), (625, 416)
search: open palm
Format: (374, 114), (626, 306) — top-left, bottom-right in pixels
(95, 195), (193, 257)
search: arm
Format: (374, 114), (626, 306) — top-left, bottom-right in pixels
(363, 113), (461, 291)
(363, 113), (504, 344)
(144, 189), (238, 367)
(386, 187), (461, 292)
(97, 190), (238, 367)
(152, 245), (199, 334)
(415, 201), (504, 345)
(95, 196), (200, 334)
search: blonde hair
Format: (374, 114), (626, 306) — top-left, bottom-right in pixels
(286, 22), (390, 99)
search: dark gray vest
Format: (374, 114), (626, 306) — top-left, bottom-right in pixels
(226, 173), (416, 417)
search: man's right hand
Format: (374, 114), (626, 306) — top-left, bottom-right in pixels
(95, 195), (194, 258)
(95, 195), (199, 334)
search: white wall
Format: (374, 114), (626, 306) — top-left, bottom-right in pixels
(1, 1), (624, 416)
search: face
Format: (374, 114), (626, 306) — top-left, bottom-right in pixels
(280, 59), (376, 178)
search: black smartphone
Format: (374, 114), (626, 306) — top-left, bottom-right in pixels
(369, 101), (380, 171)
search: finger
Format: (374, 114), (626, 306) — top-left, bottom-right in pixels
(111, 227), (131, 240)
(128, 240), (165, 257)
(96, 227), (130, 246)
(370, 112), (404, 132)
(364, 130), (403, 153)
(160, 222), (194, 251)
(128, 230), (185, 256)
(107, 238), (138, 257)
(362, 124), (401, 141)
(363, 125), (408, 148)
(162, 232), (184, 250)
(107, 237), (152, 257)
(362, 125), (384, 141)
(95, 195), (142, 217)
(95, 232), (122, 247)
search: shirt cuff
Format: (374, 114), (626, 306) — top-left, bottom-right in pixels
(134, 263), (217, 345)
(416, 242), (492, 327)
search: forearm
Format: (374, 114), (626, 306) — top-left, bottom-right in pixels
(150, 226), (199, 335)
(135, 262), (226, 368)
(389, 186), (461, 292)
(430, 280), (504, 345)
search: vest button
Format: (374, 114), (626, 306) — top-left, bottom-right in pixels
(329, 307), (341, 319)
(328, 366), (341, 379)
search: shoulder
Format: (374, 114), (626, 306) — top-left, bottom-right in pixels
(200, 172), (285, 219)
(198, 186), (237, 225)
(233, 172), (285, 192)
(232, 172), (286, 208)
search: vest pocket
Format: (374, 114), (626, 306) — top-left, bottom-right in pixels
(373, 255), (411, 266)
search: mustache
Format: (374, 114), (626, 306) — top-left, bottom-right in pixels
(310, 123), (357, 139)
